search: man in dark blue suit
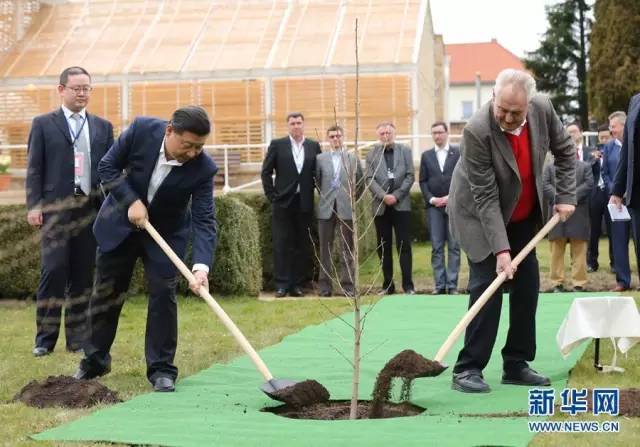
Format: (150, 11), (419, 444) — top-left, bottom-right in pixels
(419, 121), (461, 294)
(26, 66), (114, 356)
(602, 111), (632, 291)
(74, 106), (217, 392)
(611, 95), (640, 291)
(587, 123), (614, 273)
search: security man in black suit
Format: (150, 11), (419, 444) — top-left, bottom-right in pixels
(261, 112), (321, 297)
(26, 66), (114, 356)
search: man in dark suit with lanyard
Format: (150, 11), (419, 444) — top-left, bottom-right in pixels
(261, 112), (321, 298)
(73, 106), (217, 392)
(26, 66), (114, 357)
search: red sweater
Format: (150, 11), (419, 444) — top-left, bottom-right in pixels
(504, 123), (535, 222)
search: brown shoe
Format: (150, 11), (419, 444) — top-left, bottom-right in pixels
(611, 284), (629, 292)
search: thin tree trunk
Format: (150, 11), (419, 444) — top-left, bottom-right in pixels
(349, 17), (361, 420)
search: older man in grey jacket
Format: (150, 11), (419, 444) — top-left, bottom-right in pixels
(316, 125), (363, 297)
(448, 69), (576, 393)
(366, 122), (415, 295)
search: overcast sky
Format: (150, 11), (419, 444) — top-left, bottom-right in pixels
(429, 0), (559, 57)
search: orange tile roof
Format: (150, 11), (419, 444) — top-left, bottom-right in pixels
(445, 39), (525, 84)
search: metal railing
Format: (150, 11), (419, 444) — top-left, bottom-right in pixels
(0, 131), (601, 195)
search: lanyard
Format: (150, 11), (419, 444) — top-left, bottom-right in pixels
(69, 115), (87, 146)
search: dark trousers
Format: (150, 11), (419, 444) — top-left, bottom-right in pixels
(454, 217), (539, 373)
(81, 233), (179, 382)
(318, 215), (354, 294)
(374, 207), (414, 291)
(611, 220), (631, 287)
(427, 207), (460, 291)
(35, 198), (96, 351)
(587, 187), (614, 270)
(628, 207), (640, 285)
(272, 195), (312, 290)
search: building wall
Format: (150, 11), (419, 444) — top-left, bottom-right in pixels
(414, 1), (439, 158)
(447, 83), (493, 123)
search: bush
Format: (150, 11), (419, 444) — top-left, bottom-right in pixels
(0, 196), (261, 299)
(0, 205), (40, 298)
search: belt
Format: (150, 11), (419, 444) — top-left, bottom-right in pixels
(73, 185), (87, 197)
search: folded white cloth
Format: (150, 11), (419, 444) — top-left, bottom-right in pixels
(556, 297), (640, 369)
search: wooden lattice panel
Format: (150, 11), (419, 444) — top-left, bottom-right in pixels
(129, 80), (264, 154)
(272, 74), (412, 144)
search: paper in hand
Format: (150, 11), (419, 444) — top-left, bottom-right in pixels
(607, 203), (631, 221)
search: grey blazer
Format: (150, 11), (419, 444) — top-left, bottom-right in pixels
(447, 94), (577, 262)
(315, 150), (363, 220)
(365, 143), (415, 216)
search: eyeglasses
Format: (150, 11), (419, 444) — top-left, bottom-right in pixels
(64, 85), (93, 95)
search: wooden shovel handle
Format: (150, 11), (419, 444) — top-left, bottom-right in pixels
(433, 213), (561, 363)
(143, 220), (274, 381)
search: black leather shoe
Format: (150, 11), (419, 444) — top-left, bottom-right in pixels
(378, 286), (396, 296)
(452, 370), (491, 393)
(447, 289), (460, 295)
(32, 346), (52, 357)
(404, 288), (417, 295)
(431, 289), (446, 295)
(501, 367), (550, 386)
(552, 285), (565, 293)
(290, 287), (305, 297)
(275, 288), (287, 298)
(587, 265), (597, 273)
(319, 290), (332, 297)
(153, 376), (175, 392)
(573, 286), (586, 292)
(73, 365), (110, 380)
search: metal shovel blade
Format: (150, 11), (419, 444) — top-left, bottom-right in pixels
(261, 378), (330, 407)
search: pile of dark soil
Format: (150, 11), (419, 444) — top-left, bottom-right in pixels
(270, 379), (330, 407)
(369, 349), (442, 418)
(619, 388), (640, 417)
(12, 375), (120, 409)
(264, 400), (424, 420)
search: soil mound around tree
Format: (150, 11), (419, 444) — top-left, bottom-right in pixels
(369, 349), (443, 418)
(12, 375), (120, 409)
(264, 400), (424, 420)
(270, 379), (330, 407)
(619, 388), (640, 417)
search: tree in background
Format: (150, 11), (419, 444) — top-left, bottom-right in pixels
(524, 0), (591, 128)
(589, 0), (640, 121)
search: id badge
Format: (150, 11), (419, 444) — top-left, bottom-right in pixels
(387, 168), (395, 179)
(75, 152), (84, 177)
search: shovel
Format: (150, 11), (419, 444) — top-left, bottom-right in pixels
(415, 213), (562, 378)
(143, 220), (329, 406)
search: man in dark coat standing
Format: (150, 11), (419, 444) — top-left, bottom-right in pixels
(261, 112), (321, 298)
(543, 147), (593, 292)
(26, 66), (114, 356)
(419, 121), (461, 295)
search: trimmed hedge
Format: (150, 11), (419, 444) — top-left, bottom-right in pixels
(0, 195), (261, 299)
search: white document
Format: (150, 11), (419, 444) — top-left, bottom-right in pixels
(608, 203), (631, 221)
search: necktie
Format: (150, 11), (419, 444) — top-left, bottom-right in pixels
(71, 113), (91, 195)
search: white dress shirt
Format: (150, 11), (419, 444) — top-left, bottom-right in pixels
(290, 135), (305, 193)
(501, 119), (527, 136)
(434, 143), (449, 172)
(148, 139), (208, 273)
(62, 104), (91, 172)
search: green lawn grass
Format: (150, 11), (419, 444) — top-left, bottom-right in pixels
(1, 240), (638, 446)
